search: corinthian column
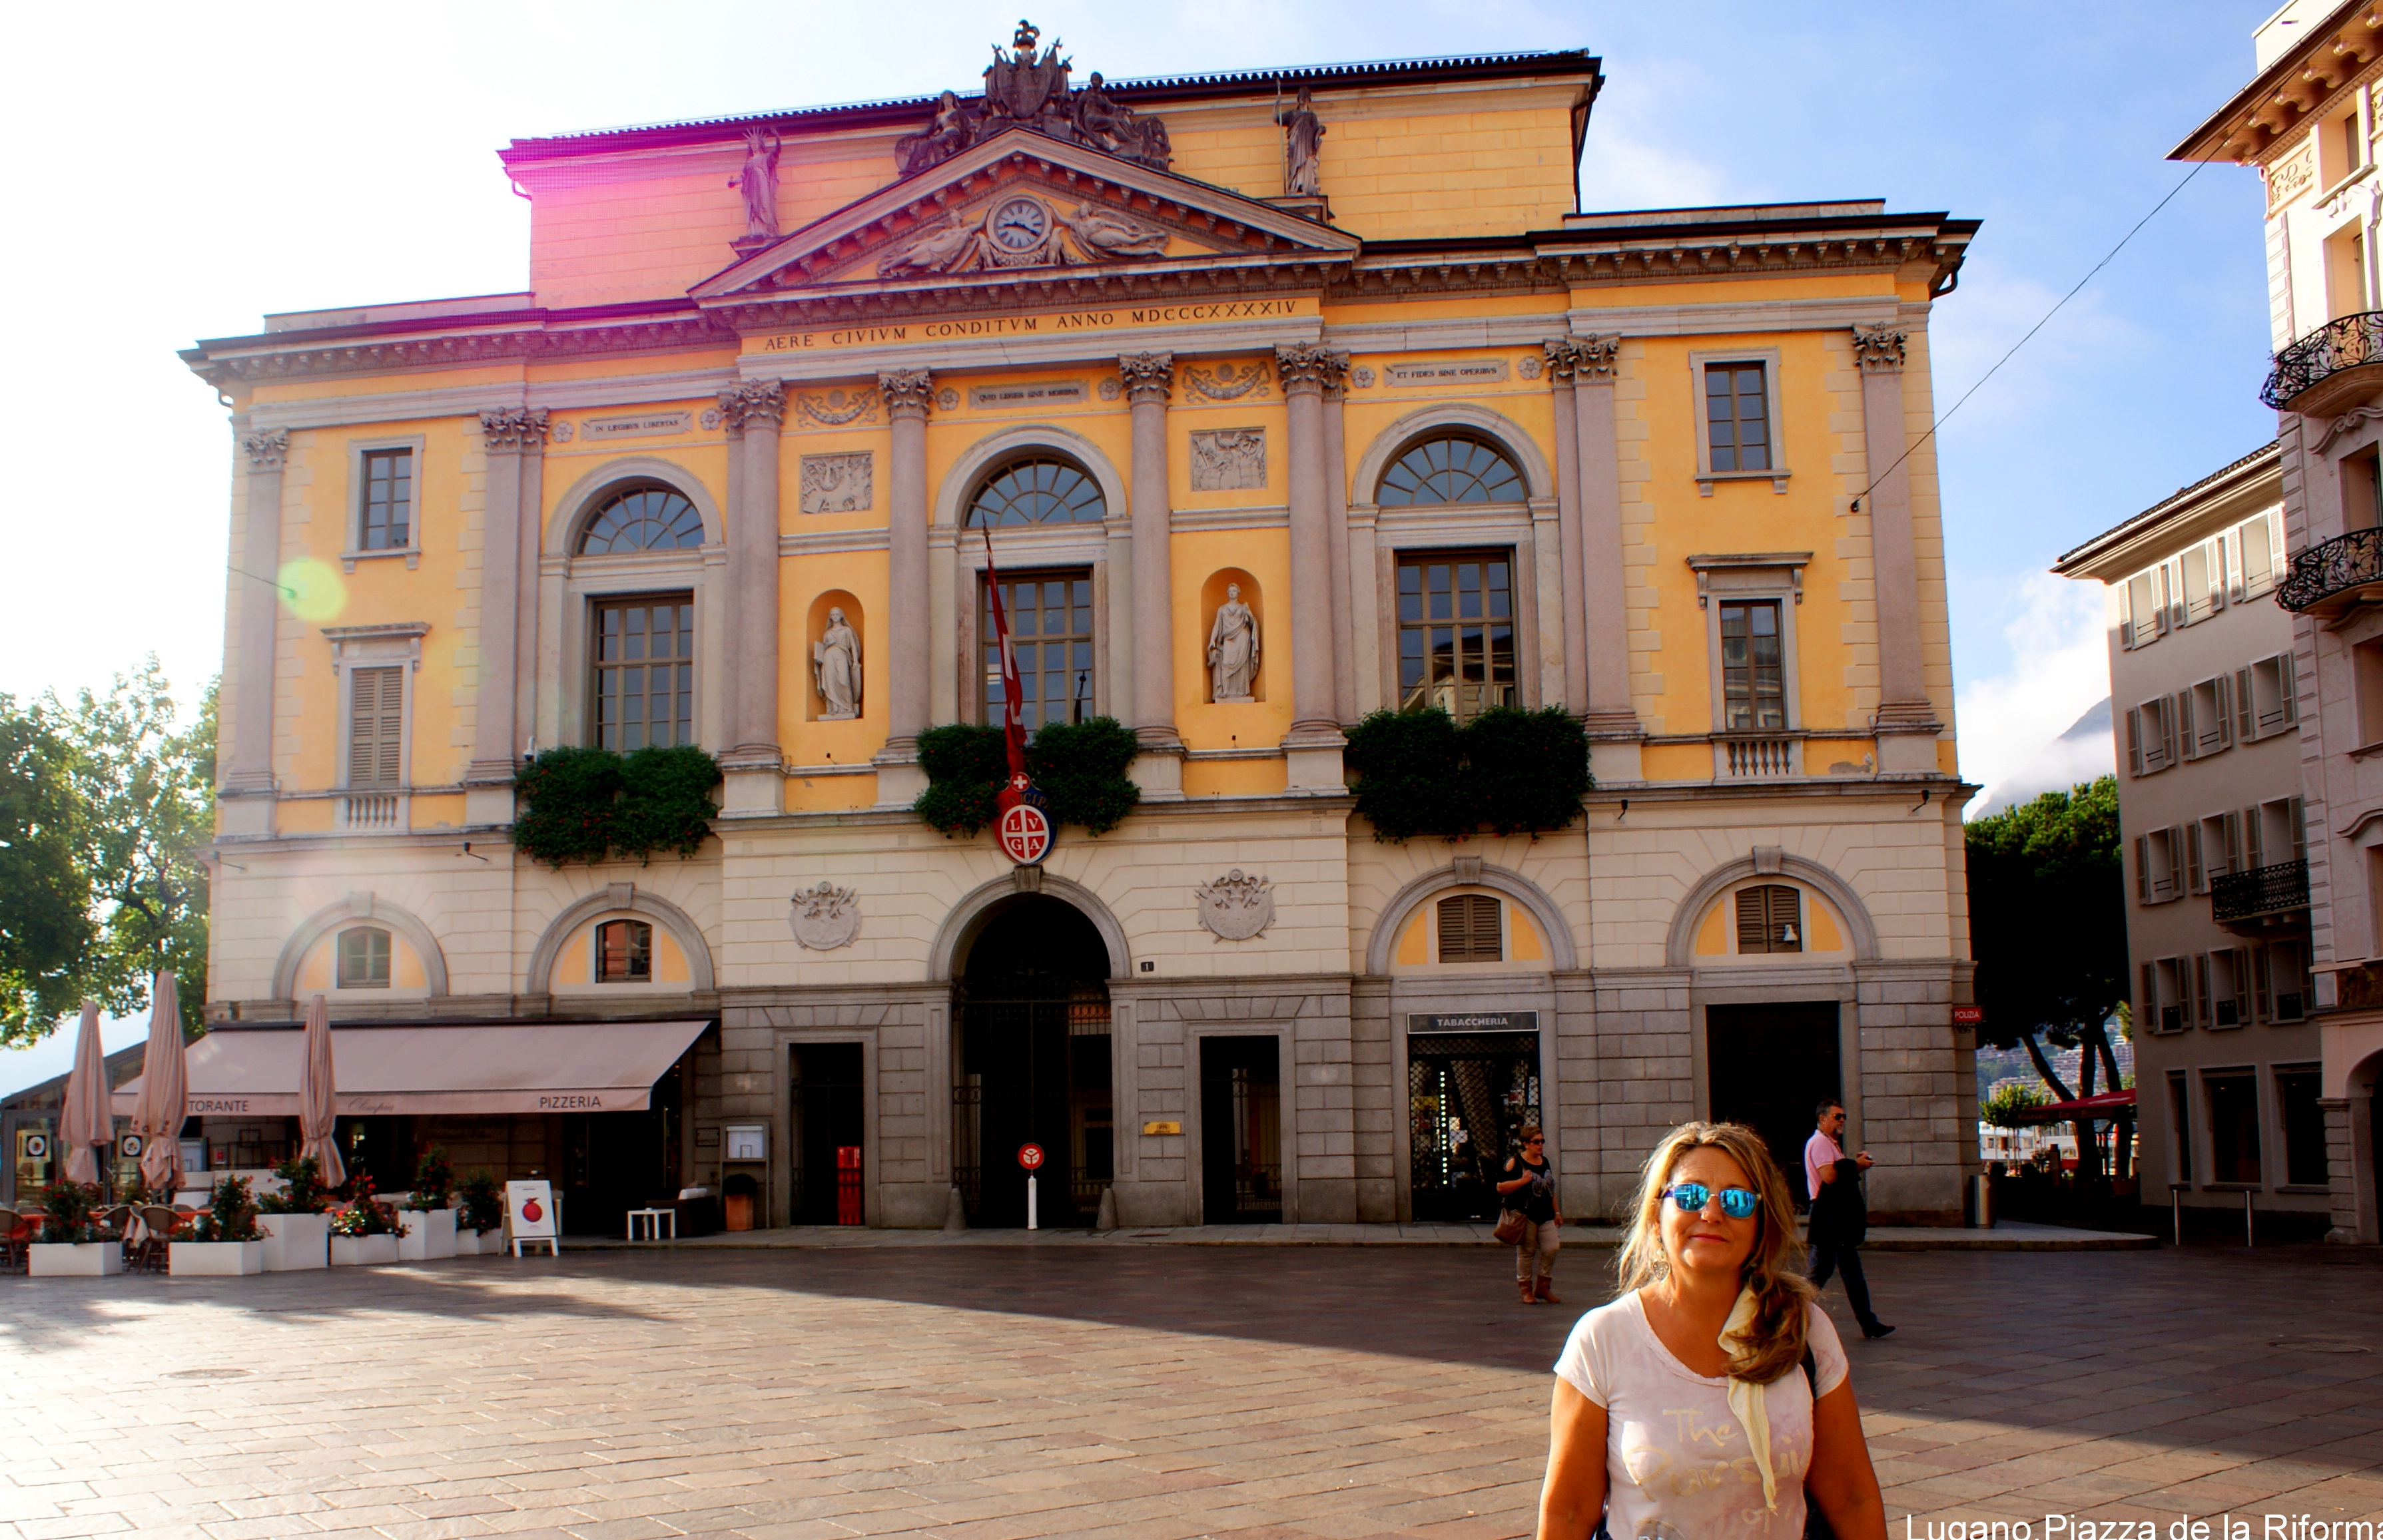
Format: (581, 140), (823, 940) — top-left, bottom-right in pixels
(1276, 344), (1347, 790)
(219, 426), (288, 837)
(1854, 324), (1943, 774)
(717, 381), (786, 816)
(1544, 341), (1590, 716)
(1321, 353), (1355, 723)
(876, 368), (934, 804)
(466, 407), (547, 824)
(1566, 334), (1642, 782)
(1118, 351), (1184, 796)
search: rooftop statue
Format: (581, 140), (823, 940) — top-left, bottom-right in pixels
(893, 19), (1173, 178)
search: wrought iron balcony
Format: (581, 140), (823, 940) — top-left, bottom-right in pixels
(2262, 310), (2383, 414)
(2276, 527), (2383, 614)
(2210, 858), (2310, 925)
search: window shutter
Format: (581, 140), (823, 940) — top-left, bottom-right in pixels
(2221, 811), (2242, 878)
(2280, 650), (2298, 725)
(2192, 953), (2211, 1027)
(2289, 796), (2307, 862)
(2251, 944), (2272, 1022)
(2231, 949), (2252, 1026)
(2235, 667), (2256, 741)
(2159, 699), (2178, 767)
(2167, 825), (2187, 898)
(2214, 675), (2233, 747)
(1437, 894), (1501, 962)
(2177, 689), (2198, 759)
(348, 666), (402, 790)
(2133, 836), (2151, 902)
(2126, 709), (2143, 775)
(2141, 961), (2157, 1025)
(2186, 822), (2205, 894)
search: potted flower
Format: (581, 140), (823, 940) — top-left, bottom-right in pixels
(454, 1172), (504, 1256)
(328, 1174), (400, 1266)
(257, 1156), (332, 1272)
(29, 1180), (123, 1276)
(171, 1177), (265, 1276)
(396, 1146), (458, 1261)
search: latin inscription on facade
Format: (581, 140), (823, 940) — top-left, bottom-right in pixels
(582, 411), (695, 439)
(969, 380), (1087, 409)
(799, 453), (874, 513)
(746, 298), (1316, 355)
(1386, 360), (1510, 386)
(1189, 429), (1266, 490)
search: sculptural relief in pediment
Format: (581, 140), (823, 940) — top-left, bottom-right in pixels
(878, 192), (1170, 279)
(894, 21), (1171, 178)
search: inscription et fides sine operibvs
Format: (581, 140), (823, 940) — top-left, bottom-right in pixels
(747, 296), (1315, 354)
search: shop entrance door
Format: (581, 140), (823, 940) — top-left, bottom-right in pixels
(790, 1043), (864, 1224)
(953, 897), (1113, 1227)
(1705, 1001), (1840, 1205)
(1408, 1031), (1540, 1221)
(1199, 1037), (1282, 1223)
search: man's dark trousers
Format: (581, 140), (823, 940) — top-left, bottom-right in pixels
(1807, 1230), (1879, 1331)
(1808, 1155), (1881, 1332)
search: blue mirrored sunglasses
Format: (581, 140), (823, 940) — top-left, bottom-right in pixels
(1662, 1182), (1760, 1218)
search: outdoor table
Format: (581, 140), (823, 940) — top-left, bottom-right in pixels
(626, 1208), (675, 1242)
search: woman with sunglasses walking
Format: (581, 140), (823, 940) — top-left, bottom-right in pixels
(1496, 1125), (1562, 1304)
(1534, 1121), (1887, 1540)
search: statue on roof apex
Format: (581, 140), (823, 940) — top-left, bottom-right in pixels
(891, 19), (1172, 178)
(730, 127), (781, 240)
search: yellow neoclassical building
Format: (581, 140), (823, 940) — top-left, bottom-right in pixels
(184, 31), (1980, 1231)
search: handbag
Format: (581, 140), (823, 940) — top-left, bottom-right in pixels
(1492, 1207), (1531, 1246)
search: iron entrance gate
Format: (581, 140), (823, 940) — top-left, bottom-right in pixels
(952, 982), (1112, 1226)
(1407, 1028), (1541, 1221)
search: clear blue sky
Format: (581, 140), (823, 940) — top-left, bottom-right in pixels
(0, 1), (2276, 832)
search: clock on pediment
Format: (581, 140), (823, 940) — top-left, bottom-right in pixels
(989, 197), (1050, 254)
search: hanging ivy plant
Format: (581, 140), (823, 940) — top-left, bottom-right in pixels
(511, 744), (721, 867)
(912, 716), (1142, 838)
(1345, 705), (1590, 843)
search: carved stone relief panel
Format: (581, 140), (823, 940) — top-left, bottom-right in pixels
(1195, 870), (1275, 941)
(800, 453), (874, 514)
(1188, 429), (1266, 491)
(1183, 361), (1272, 403)
(789, 882), (861, 950)
(793, 387), (881, 428)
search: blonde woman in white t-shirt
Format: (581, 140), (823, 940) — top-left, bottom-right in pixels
(1535, 1121), (1887, 1540)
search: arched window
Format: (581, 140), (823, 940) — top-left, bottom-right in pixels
(337, 926), (392, 989)
(596, 919), (653, 982)
(1735, 885), (1802, 953)
(1436, 894), (1502, 963)
(577, 485), (705, 553)
(968, 455), (1106, 526)
(1378, 435), (1527, 507)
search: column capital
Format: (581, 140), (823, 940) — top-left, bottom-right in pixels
(1319, 348), (1353, 402)
(1852, 324), (1907, 372)
(717, 380), (785, 431)
(878, 368), (936, 418)
(1117, 351), (1175, 405)
(1273, 343), (1347, 397)
(1544, 336), (1618, 384)
(478, 407), (550, 453)
(242, 428), (290, 469)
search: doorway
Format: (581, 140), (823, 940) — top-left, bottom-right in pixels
(953, 896), (1114, 1226)
(1407, 1031), (1541, 1221)
(1704, 1001), (1840, 1205)
(1200, 1036), (1282, 1223)
(790, 1043), (865, 1224)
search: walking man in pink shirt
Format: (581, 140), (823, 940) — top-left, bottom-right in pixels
(1806, 1099), (1894, 1339)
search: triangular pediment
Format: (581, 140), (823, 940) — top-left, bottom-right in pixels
(691, 128), (1357, 304)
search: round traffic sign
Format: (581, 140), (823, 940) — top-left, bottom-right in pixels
(1017, 1143), (1046, 1171)
(997, 801), (1053, 865)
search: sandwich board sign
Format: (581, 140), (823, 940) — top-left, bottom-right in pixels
(506, 1179), (559, 1257)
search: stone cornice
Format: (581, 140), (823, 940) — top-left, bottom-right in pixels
(2174, 3), (2383, 163)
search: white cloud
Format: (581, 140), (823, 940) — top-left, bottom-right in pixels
(1955, 571), (2114, 816)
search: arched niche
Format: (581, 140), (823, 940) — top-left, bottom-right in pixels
(525, 884), (716, 995)
(805, 589), (864, 722)
(272, 894), (450, 1001)
(545, 455), (725, 554)
(1199, 567), (1265, 702)
(1347, 403), (1555, 507)
(927, 872), (1132, 981)
(1363, 863), (1577, 975)
(934, 424), (1130, 533)
(1663, 853), (1881, 969)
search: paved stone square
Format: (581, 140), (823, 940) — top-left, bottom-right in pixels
(1, 1240), (2378, 1539)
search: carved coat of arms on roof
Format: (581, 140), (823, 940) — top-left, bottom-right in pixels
(894, 20), (1172, 177)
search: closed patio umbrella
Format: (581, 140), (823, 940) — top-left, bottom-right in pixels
(58, 1001), (111, 1186)
(132, 971), (188, 1198)
(298, 993), (345, 1190)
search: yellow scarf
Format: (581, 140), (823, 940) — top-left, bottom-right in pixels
(1720, 1285), (1779, 1513)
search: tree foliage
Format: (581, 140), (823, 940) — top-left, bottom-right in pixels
(0, 662), (214, 1046)
(1981, 1080), (2049, 1129)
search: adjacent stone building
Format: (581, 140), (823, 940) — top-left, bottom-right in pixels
(180, 32), (1981, 1231)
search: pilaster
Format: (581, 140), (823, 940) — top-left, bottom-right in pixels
(718, 381), (787, 816)
(1121, 352), (1184, 798)
(1854, 324), (1942, 774)
(1566, 335), (1643, 782)
(876, 368), (934, 806)
(1543, 340), (1591, 718)
(218, 426), (288, 838)
(1322, 354), (1356, 724)
(1276, 344), (1348, 792)
(464, 407), (547, 827)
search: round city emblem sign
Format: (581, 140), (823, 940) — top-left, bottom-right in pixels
(996, 800), (1053, 866)
(1017, 1143), (1046, 1171)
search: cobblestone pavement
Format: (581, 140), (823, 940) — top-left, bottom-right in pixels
(1, 1241), (2378, 1539)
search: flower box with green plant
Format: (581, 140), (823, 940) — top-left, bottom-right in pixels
(454, 1171), (505, 1255)
(329, 1173), (400, 1265)
(258, 1155), (329, 1214)
(254, 1156), (332, 1271)
(1343, 705), (1591, 843)
(396, 1147), (458, 1260)
(912, 717), (1140, 838)
(511, 744), (721, 868)
(28, 1181), (123, 1276)
(172, 1177), (266, 1276)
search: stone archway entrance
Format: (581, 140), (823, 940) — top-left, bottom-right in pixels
(952, 896), (1114, 1226)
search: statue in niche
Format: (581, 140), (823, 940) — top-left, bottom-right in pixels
(729, 127), (783, 240)
(1275, 83), (1325, 198)
(813, 607), (862, 720)
(1207, 583), (1260, 702)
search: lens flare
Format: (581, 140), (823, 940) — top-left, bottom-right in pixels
(277, 557), (348, 623)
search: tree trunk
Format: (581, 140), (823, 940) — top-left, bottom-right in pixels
(2020, 1032), (2075, 1101)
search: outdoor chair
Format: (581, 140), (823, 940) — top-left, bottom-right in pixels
(0, 1208), (25, 1274)
(133, 1206), (181, 1274)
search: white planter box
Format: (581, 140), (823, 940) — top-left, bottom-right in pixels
(396, 1208), (457, 1261)
(29, 1242), (123, 1277)
(170, 1240), (265, 1277)
(454, 1226), (496, 1256)
(258, 1212), (330, 1272)
(330, 1234), (400, 1266)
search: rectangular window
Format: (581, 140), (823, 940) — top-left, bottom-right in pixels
(2131, 696), (2177, 773)
(2135, 828), (2186, 905)
(1718, 600), (1786, 731)
(2183, 676), (2232, 758)
(2199, 812), (2241, 885)
(591, 597), (695, 750)
(2237, 512), (2276, 599)
(2207, 948), (2248, 1027)
(2357, 637), (2383, 748)
(360, 448), (414, 551)
(2168, 1071), (2193, 1186)
(2181, 541), (2224, 623)
(596, 918), (653, 983)
(1734, 884), (1803, 953)
(2344, 446), (2382, 532)
(2328, 226), (2370, 322)
(336, 927), (390, 989)
(1704, 362), (1772, 473)
(983, 569), (1094, 733)
(1435, 894), (1502, 962)
(2154, 956), (2190, 1032)
(2242, 652), (2297, 740)
(346, 666), (403, 790)
(2275, 1066), (2329, 1187)
(1396, 553), (1517, 724)
(2203, 1070), (2262, 1184)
